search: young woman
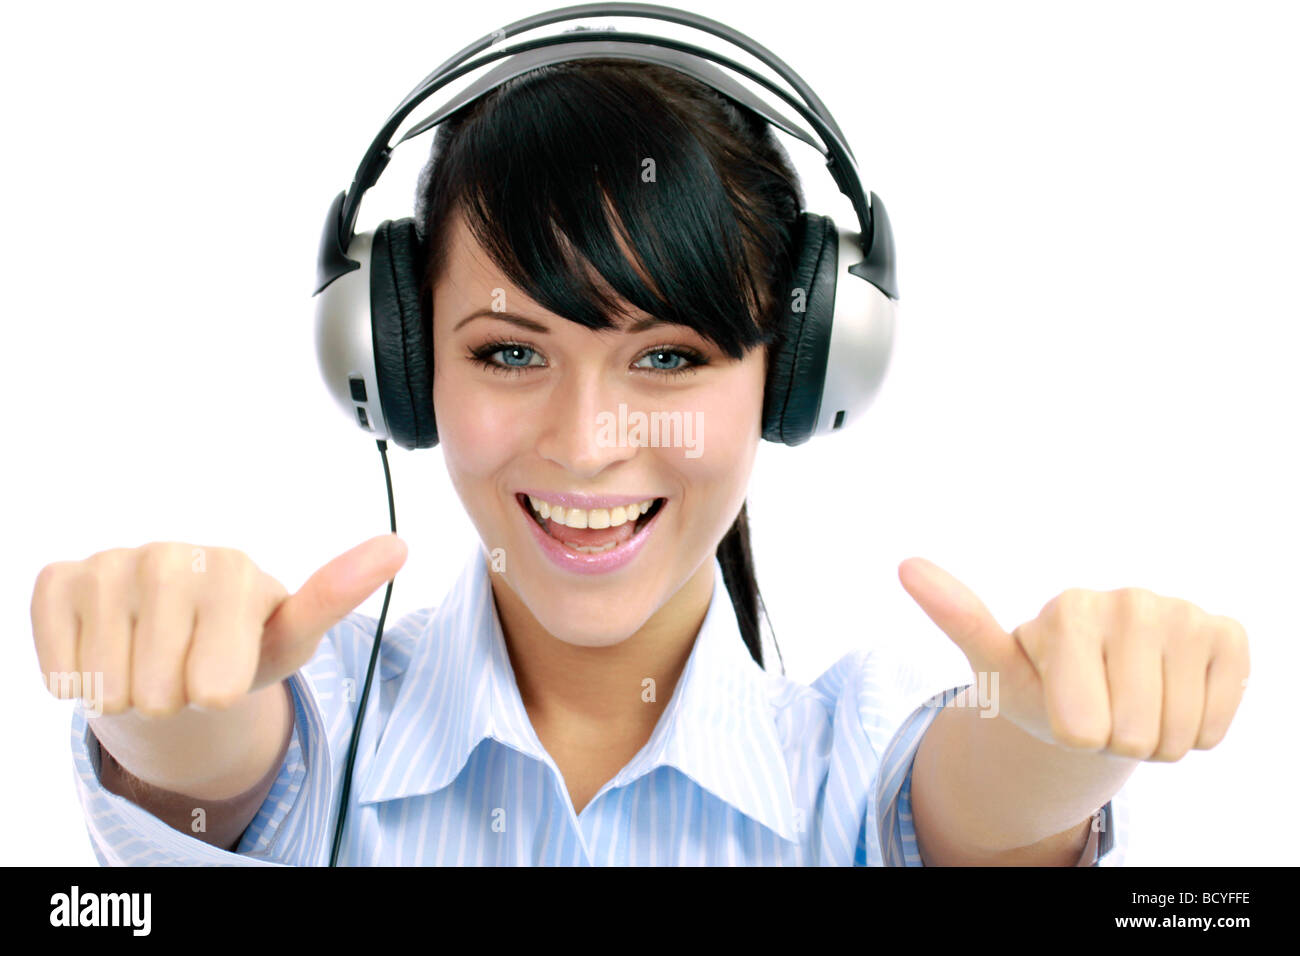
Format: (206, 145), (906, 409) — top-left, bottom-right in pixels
(48, 56), (1246, 866)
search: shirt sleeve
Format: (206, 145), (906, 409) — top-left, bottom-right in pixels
(854, 646), (1131, 866)
(66, 617), (363, 866)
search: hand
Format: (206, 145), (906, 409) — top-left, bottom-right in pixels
(897, 557), (1249, 762)
(31, 534), (407, 717)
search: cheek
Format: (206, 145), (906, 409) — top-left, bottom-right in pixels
(673, 361), (764, 501)
(433, 354), (526, 479)
(693, 358), (765, 456)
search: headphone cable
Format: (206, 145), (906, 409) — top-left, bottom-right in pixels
(328, 438), (397, 866)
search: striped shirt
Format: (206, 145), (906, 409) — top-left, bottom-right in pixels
(69, 546), (1128, 865)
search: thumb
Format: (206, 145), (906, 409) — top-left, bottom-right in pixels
(252, 533), (408, 690)
(897, 557), (1022, 678)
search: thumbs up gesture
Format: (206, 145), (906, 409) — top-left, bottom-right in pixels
(33, 533), (408, 717)
(897, 557), (1249, 762)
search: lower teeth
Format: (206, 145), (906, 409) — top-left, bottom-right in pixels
(567, 541), (618, 554)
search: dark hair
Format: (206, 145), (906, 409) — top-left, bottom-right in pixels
(413, 58), (802, 671)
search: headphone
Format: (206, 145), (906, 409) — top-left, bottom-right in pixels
(310, 1), (899, 866)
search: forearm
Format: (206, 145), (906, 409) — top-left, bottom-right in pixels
(97, 700), (292, 851)
(89, 680), (292, 797)
(90, 681), (294, 851)
(911, 700), (1137, 864)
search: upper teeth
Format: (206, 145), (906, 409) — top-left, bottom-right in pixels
(526, 495), (657, 529)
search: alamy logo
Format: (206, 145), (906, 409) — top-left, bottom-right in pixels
(49, 885), (151, 936)
(595, 403), (703, 458)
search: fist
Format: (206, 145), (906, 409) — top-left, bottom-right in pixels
(898, 557), (1250, 762)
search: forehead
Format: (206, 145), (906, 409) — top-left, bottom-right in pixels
(438, 206), (504, 288)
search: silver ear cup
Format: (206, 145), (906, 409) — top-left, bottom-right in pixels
(314, 230), (393, 442)
(813, 225), (898, 437)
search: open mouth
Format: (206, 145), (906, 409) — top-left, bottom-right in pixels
(515, 494), (667, 554)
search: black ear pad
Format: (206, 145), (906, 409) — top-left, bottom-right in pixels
(761, 212), (839, 446)
(370, 217), (439, 449)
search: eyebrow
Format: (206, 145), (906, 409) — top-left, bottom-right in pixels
(452, 308), (668, 334)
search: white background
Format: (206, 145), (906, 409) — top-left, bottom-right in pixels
(3, 0), (1296, 866)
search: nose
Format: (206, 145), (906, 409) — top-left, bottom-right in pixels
(534, 365), (638, 477)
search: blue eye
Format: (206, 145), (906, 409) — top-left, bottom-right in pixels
(467, 340), (544, 376)
(634, 349), (690, 373)
(494, 344), (540, 367)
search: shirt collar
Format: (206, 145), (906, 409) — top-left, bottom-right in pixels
(357, 544), (800, 844)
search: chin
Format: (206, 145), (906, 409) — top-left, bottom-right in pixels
(510, 574), (658, 648)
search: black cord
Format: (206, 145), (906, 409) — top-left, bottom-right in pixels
(328, 438), (397, 866)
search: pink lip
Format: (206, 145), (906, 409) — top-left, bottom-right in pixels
(515, 493), (666, 575)
(517, 488), (663, 510)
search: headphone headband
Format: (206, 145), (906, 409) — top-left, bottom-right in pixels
(403, 2), (854, 154)
(399, 36), (827, 176)
(315, 3), (895, 301)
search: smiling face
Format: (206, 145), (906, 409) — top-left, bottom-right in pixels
(431, 207), (768, 648)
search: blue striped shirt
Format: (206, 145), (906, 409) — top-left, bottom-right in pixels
(69, 546), (1128, 865)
